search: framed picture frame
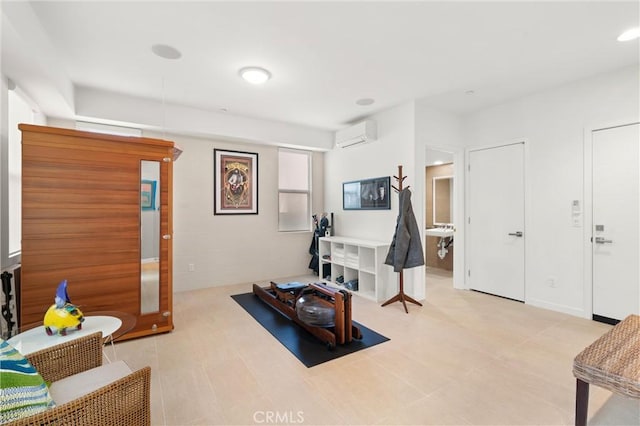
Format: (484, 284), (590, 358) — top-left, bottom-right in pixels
(140, 180), (156, 211)
(214, 149), (258, 215)
(343, 176), (391, 210)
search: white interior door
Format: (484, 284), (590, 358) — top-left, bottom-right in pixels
(468, 143), (525, 301)
(592, 123), (640, 321)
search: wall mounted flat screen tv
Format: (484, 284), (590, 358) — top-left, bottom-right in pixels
(343, 176), (391, 210)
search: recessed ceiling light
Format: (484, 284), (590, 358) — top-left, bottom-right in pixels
(618, 27), (640, 42)
(433, 160), (444, 165)
(356, 98), (375, 106)
(151, 44), (182, 60)
(239, 67), (271, 84)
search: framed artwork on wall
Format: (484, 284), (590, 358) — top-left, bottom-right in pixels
(214, 149), (258, 215)
(140, 180), (156, 210)
(343, 176), (391, 210)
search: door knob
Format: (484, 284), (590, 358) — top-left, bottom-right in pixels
(508, 231), (523, 237)
(595, 237), (613, 244)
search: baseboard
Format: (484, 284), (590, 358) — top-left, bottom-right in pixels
(592, 314), (620, 325)
(526, 297), (585, 318)
(471, 289), (524, 303)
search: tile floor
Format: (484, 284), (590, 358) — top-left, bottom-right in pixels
(114, 269), (640, 425)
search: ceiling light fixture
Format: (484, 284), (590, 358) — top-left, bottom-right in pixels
(617, 27), (640, 41)
(151, 44), (182, 60)
(239, 67), (271, 84)
(433, 160), (444, 165)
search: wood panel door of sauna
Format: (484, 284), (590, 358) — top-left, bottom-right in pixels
(20, 124), (174, 340)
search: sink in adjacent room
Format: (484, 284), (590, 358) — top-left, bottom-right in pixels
(425, 227), (454, 238)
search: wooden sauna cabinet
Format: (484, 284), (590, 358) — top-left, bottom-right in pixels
(19, 124), (174, 340)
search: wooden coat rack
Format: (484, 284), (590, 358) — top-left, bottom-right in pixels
(381, 165), (423, 313)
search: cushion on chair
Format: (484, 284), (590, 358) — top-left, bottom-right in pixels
(0, 339), (55, 423)
(48, 360), (132, 405)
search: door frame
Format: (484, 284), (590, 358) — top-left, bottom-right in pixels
(582, 119), (640, 319)
(465, 139), (531, 300)
(424, 145), (466, 289)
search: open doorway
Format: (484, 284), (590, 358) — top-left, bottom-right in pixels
(425, 148), (454, 279)
(424, 146), (464, 290)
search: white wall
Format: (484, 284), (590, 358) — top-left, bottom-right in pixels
(415, 104), (466, 288)
(324, 102), (425, 301)
(0, 77), (8, 268)
(161, 132), (325, 292)
(462, 65), (640, 317)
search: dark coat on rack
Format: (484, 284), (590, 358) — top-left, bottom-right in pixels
(385, 188), (425, 272)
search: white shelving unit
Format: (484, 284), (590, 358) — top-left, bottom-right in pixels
(318, 236), (391, 302)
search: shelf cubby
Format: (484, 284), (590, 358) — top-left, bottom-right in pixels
(318, 236), (390, 302)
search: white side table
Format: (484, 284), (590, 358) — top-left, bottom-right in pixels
(8, 316), (122, 360)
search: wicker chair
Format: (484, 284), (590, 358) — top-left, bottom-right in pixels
(7, 332), (151, 426)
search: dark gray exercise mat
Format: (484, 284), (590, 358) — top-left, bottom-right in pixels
(231, 292), (390, 368)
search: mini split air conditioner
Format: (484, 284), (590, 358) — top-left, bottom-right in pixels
(334, 120), (377, 148)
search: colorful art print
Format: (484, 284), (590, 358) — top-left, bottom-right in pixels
(214, 149), (258, 215)
(140, 180), (156, 210)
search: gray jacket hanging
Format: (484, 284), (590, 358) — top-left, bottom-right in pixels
(385, 188), (425, 272)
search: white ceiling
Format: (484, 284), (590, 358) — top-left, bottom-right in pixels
(425, 148), (454, 167)
(4, 1), (639, 134)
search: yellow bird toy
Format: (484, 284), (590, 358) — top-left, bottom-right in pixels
(43, 280), (84, 336)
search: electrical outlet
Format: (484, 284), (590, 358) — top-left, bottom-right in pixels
(188, 263), (195, 272)
(546, 276), (557, 288)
